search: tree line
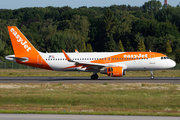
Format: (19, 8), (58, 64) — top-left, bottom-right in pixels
(0, 0), (180, 63)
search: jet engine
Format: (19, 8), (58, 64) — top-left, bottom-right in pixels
(100, 66), (125, 77)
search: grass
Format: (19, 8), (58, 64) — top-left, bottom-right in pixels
(0, 69), (179, 77)
(0, 83), (180, 116)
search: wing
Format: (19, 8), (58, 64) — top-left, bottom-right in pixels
(62, 50), (127, 72)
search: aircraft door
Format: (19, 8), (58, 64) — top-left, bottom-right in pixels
(149, 54), (155, 64)
(37, 55), (43, 65)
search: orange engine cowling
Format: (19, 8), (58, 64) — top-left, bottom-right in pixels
(107, 66), (124, 77)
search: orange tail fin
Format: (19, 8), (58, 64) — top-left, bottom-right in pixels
(7, 26), (52, 70)
(7, 26), (38, 56)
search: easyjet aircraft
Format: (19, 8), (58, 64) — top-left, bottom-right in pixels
(5, 26), (176, 79)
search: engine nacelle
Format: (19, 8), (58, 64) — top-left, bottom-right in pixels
(100, 66), (124, 77)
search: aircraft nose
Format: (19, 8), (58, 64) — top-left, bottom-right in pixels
(170, 60), (176, 68)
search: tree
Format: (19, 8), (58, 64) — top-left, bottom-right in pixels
(63, 29), (82, 52)
(49, 32), (66, 52)
(165, 40), (172, 54)
(86, 43), (93, 52)
(103, 8), (118, 39)
(175, 49), (180, 64)
(137, 40), (146, 51)
(77, 37), (86, 52)
(118, 40), (124, 52)
(143, 0), (162, 13)
(105, 38), (117, 52)
(0, 39), (5, 53)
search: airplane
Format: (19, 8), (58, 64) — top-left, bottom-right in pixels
(5, 26), (176, 79)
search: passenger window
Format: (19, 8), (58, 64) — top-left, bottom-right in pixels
(164, 57), (166, 59)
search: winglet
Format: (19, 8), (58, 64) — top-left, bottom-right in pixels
(62, 50), (74, 62)
(75, 49), (79, 53)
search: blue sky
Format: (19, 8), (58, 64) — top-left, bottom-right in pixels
(0, 0), (179, 10)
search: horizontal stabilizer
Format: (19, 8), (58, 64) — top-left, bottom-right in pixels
(5, 55), (29, 62)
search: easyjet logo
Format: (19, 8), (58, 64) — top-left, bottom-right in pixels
(123, 54), (148, 58)
(10, 28), (31, 52)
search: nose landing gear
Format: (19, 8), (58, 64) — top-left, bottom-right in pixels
(150, 70), (154, 79)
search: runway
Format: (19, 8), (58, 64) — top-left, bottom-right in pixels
(0, 114), (179, 120)
(0, 77), (180, 83)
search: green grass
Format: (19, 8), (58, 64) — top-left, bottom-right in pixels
(0, 83), (180, 116)
(0, 69), (180, 77)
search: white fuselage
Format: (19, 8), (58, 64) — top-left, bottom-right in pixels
(40, 52), (176, 71)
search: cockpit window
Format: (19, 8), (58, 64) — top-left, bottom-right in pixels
(161, 57), (169, 60)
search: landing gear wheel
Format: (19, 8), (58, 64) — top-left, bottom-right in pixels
(91, 74), (98, 80)
(150, 70), (154, 80)
(151, 76), (154, 80)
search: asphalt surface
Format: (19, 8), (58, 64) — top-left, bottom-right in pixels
(0, 77), (180, 83)
(0, 114), (179, 120)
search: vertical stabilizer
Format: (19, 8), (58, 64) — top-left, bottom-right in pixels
(7, 26), (38, 56)
(7, 26), (52, 70)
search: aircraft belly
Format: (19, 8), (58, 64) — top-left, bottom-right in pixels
(47, 61), (76, 71)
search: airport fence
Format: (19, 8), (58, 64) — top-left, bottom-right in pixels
(0, 62), (36, 69)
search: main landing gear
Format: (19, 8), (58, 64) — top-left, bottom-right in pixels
(150, 70), (154, 79)
(91, 73), (99, 80)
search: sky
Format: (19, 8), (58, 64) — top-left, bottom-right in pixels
(0, 0), (179, 10)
